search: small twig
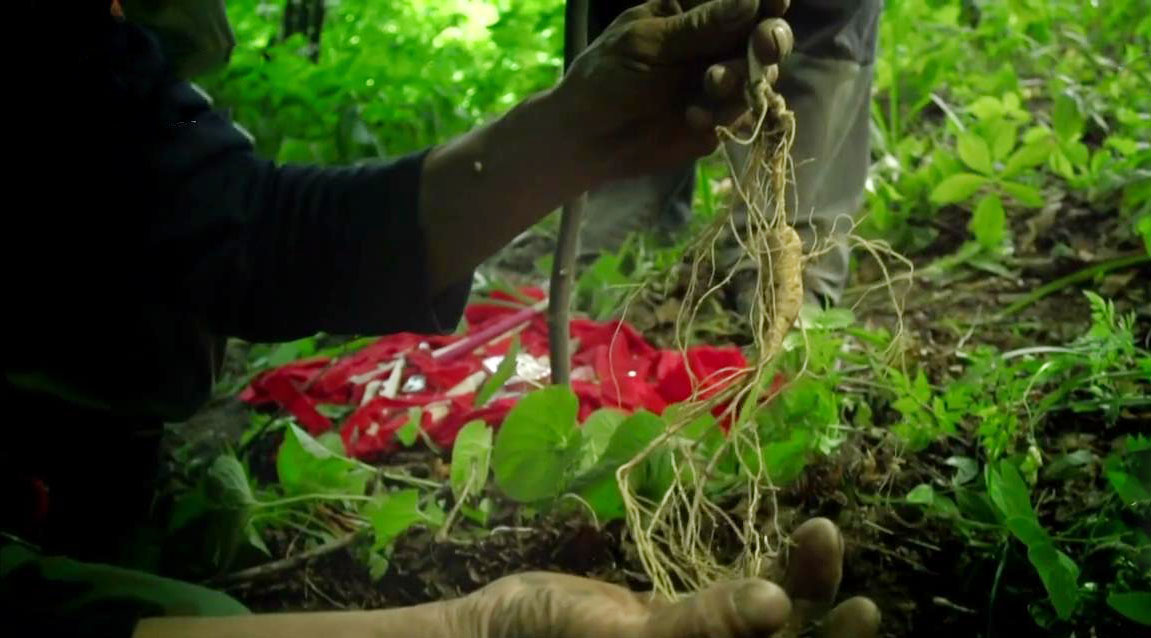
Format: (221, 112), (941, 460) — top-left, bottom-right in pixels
(210, 528), (369, 587)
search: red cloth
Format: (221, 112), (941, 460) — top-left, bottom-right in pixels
(241, 288), (760, 460)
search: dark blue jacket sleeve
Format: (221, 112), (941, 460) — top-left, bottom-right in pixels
(139, 80), (470, 341)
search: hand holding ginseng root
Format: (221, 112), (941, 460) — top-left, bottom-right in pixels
(555, 0), (794, 180)
(442, 518), (879, 638)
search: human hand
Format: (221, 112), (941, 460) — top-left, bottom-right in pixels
(556, 0), (793, 181)
(447, 518), (880, 638)
(119, 0), (236, 79)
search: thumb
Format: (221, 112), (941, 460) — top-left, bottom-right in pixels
(656, 0), (760, 64)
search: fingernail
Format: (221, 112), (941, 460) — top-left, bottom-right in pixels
(708, 65), (729, 91)
(772, 23), (792, 57)
(734, 581), (791, 631)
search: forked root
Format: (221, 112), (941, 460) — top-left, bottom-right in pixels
(609, 73), (910, 599)
(613, 79), (802, 597)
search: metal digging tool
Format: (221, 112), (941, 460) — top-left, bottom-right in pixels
(547, 0), (590, 386)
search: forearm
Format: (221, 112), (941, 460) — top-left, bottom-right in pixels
(133, 600), (461, 638)
(419, 85), (605, 294)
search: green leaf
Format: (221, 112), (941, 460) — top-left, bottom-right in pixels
(1028, 542), (1080, 620)
(475, 336), (520, 407)
(246, 523), (271, 556)
(969, 96), (1004, 120)
(1105, 461), (1151, 506)
(395, 412), (421, 447)
(492, 385), (581, 502)
(930, 173), (989, 205)
(945, 456), (980, 485)
(265, 337), (317, 367)
(989, 120), (1019, 162)
(907, 483), (935, 504)
(1050, 151), (1077, 180)
(277, 424), (373, 497)
(987, 461), (1081, 620)
(759, 428), (814, 485)
(364, 489), (423, 550)
(316, 431), (347, 456)
(969, 194), (1006, 249)
(1000, 182), (1045, 208)
(573, 411), (667, 518)
(986, 460), (1035, 522)
(595, 411), (666, 470)
(204, 455), (256, 508)
(1053, 94), (1085, 143)
(450, 420), (493, 500)
(955, 487), (1000, 525)
(958, 133), (993, 174)
(1003, 140), (1052, 178)
(578, 409), (628, 472)
(1107, 591), (1151, 625)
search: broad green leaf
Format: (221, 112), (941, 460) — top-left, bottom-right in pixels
(475, 336), (520, 407)
(450, 420), (493, 500)
(575, 410), (667, 484)
(573, 411), (668, 516)
(1064, 141), (1089, 167)
(759, 428), (814, 484)
(989, 120), (1018, 162)
(930, 173), (988, 205)
(277, 423), (373, 497)
(907, 483), (935, 504)
(1107, 591), (1151, 625)
(364, 489), (423, 550)
(968, 96), (1003, 120)
(1028, 542), (1080, 620)
(317, 431), (347, 456)
(986, 461), (1036, 523)
(1050, 151), (1077, 180)
(1052, 94), (1085, 143)
(987, 462), (1080, 620)
(492, 385), (580, 502)
(578, 472), (627, 521)
(640, 448), (676, 501)
(955, 488), (1000, 525)
(679, 412), (720, 442)
(1003, 140), (1051, 178)
(205, 455), (256, 508)
(578, 408), (628, 472)
(958, 133), (993, 174)
(1106, 136), (1139, 157)
(969, 194), (1006, 249)
(1000, 182), (1045, 208)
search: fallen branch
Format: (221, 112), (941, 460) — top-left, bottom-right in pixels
(998, 252), (1149, 317)
(210, 528), (369, 587)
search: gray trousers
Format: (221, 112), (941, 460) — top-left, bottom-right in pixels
(579, 0), (882, 306)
